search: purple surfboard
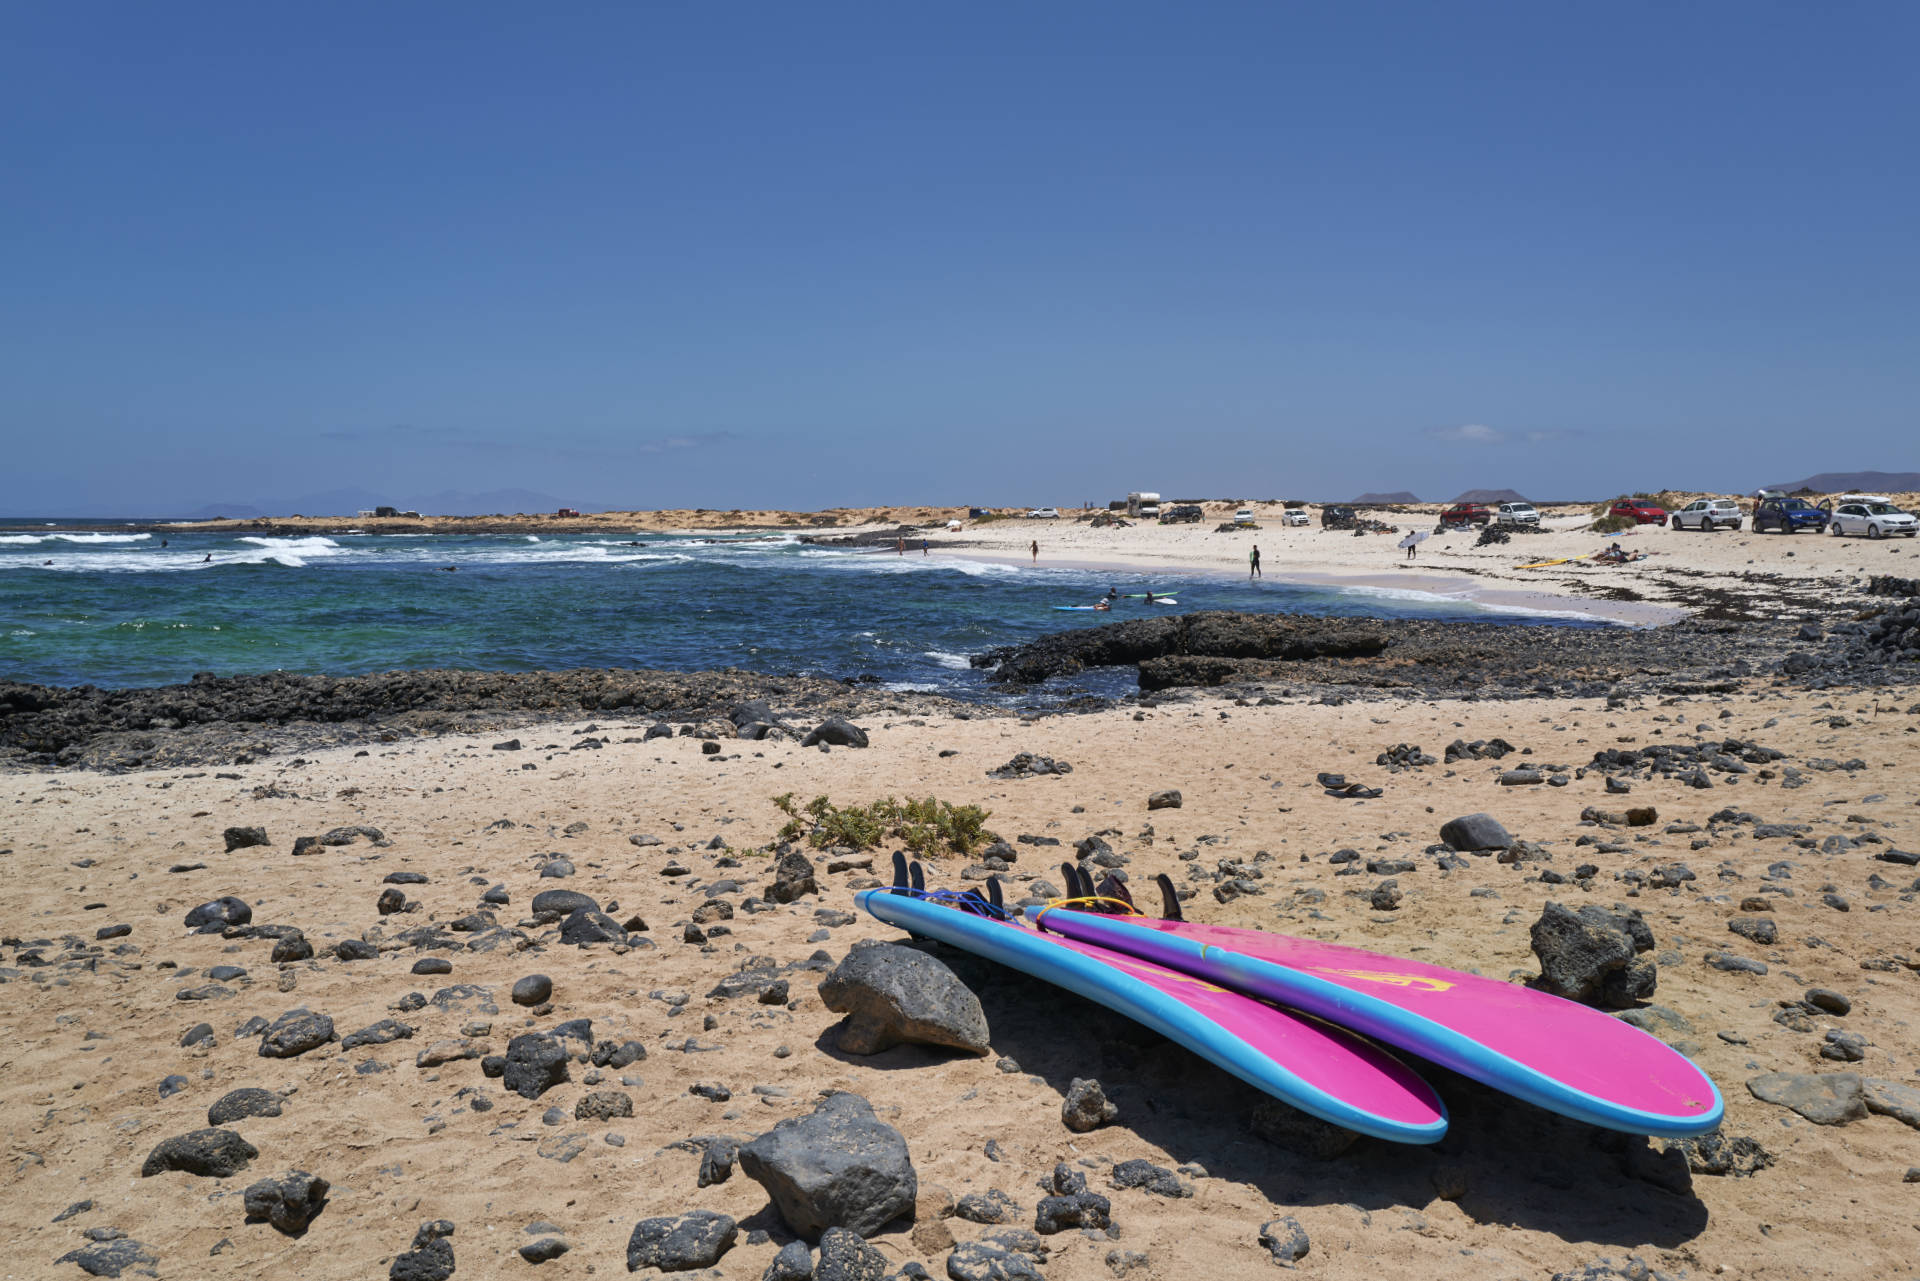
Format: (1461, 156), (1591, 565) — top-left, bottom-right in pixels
(1029, 908), (1723, 1137)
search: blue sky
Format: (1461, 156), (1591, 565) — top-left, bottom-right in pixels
(3, 3), (1915, 513)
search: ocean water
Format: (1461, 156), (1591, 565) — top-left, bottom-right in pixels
(0, 522), (1608, 699)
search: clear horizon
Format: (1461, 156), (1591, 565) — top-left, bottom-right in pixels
(3, 3), (1915, 516)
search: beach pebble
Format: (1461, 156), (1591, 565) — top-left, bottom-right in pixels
(1668, 1132), (1772, 1177)
(411, 957), (452, 976)
(341, 1018), (415, 1049)
(184, 896), (252, 933)
(558, 908), (625, 945)
(765, 851), (820, 904)
(1726, 916), (1776, 945)
(141, 1127), (258, 1178)
(502, 1033), (570, 1100)
(529, 888), (598, 923)
(377, 888), (407, 915)
(158, 1074), (190, 1099)
(1034, 1163), (1111, 1234)
(55, 1239), (160, 1278)
(1109, 1159), (1191, 1198)
(740, 1092), (916, 1239)
(698, 1138), (737, 1187)
(815, 1226), (889, 1281)
(763, 1238), (814, 1280)
(1805, 988), (1852, 1016)
(333, 939), (378, 961)
(207, 1087), (282, 1125)
(180, 1022), (215, 1049)
(390, 1220), (455, 1281)
(242, 1170), (329, 1235)
(1061, 1077), (1119, 1132)
(800, 717), (869, 748)
(955, 1189), (1019, 1225)
(575, 1090), (633, 1120)
(1866, 1078), (1920, 1129)
(1146, 789), (1182, 810)
(946, 1235), (1045, 1281)
(624, 1210), (738, 1273)
(1746, 1071), (1867, 1125)
(1820, 1031), (1869, 1062)
(1438, 813), (1512, 851)
(540, 858), (574, 878)
(223, 826), (270, 852)
(270, 933), (313, 963)
(258, 1008), (335, 1058)
(1259, 1216), (1311, 1266)
(518, 1236), (569, 1264)
(817, 940), (989, 1056)
(512, 974), (553, 1006)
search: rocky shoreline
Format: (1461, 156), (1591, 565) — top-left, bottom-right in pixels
(0, 669), (981, 773)
(9, 601), (1918, 771)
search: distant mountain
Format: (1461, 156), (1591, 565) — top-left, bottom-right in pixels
(179, 502), (268, 520)
(174, 487), (603, 518)
(1763, 470), (1920, 495)
(1453, 488), (1528, 504)
(1351, 491), (1420, 504)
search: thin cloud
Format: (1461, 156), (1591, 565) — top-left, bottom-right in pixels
(315, 426), (741, 458)
(1427, 423), (1578, 446)
(1429, 423), (1505, 445)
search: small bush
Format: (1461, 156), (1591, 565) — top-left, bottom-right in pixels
(771, 793), (997, 859)
(1590, 514), (1638, 534)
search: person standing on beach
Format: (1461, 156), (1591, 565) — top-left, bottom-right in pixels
(921, 539), (928, 556)
(1030, 539), (1038, 563)
(896, 536), (904, 555)
(1250, 544), (1261, 578)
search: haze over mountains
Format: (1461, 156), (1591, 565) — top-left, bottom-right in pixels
(175, 488), (595, 520)
(1761, 471), (1920, 495)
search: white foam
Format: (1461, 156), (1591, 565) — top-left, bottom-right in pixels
(0, 532), (152, 545)
(1328, 581), (1617, 623)
(923, 650), (973, 669)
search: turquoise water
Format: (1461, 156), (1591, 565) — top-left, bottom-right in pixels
(0, 523), (1602, 697)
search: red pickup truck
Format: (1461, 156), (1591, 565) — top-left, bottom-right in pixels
(1440, 503), (1493, 527)
(1609, 500), (1668, 525)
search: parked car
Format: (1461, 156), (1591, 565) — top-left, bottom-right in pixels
(1827, 498), (1918, 539)
(1321, 504), (1357, 528)
(1160, 504), (1203, 524)
(1609, 499), (1668, 525)
(1026, 508), (1061, 520)
(1670, 498), (1743, 531)
(1281, 508), (1310, 527)
(1440, 502), (1493, 527)
(1752, 497), (1828, 534)
(1496, 502), (1540, 528)
(1233, 507), (1256, 525)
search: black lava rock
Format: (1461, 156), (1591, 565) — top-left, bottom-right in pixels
(624, 1210), (737, 1273)
(817, 940), (990, 1056)
(503, 1033), (570, 1100)
(258, 1008), (335, 1058)
(141, 1127), (259, 1178)
(739, 1092), (917, 1240)
(207, 1088), (283, 1125)
(243, 1170), (329, 1234)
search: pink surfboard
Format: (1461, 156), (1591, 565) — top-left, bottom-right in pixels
(1030, 908), (1723, 1136)
(858, 888), (1446, 1143)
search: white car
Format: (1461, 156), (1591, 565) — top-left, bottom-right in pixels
(1828, 499), (1918, 539)
(1670, 498), (1743, 531)
(1281, 509), (1309, 526)
(1496, 502), (1540, 527)
(1026, 508), (1061, 520)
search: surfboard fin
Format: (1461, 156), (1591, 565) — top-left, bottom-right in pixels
(890, 851), (910, 894)
(985, 877), (1003, 911)
(908, 860), (926, 894)
(1096, 874), (1136, 913)
(1154, 872), (1185, 921)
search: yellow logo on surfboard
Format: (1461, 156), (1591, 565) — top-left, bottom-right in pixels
(1313, 967), (1454, 993)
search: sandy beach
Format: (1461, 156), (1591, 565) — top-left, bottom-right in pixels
(7, 642), (1920, 1279)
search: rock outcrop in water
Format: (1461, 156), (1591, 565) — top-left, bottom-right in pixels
(970, 613), (1391, 685)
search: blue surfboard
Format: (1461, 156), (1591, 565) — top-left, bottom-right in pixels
(857, 888), (1446, 1143)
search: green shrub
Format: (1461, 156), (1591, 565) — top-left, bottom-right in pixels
(1590, 514), (1637, 534)
(771, 793), (997, 859)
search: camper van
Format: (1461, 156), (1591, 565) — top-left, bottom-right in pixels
(1126, 491), (1161, 519)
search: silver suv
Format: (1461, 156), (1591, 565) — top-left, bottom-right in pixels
(1670, 498), (1743, 531)
(1496, 502), (1540, 527)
